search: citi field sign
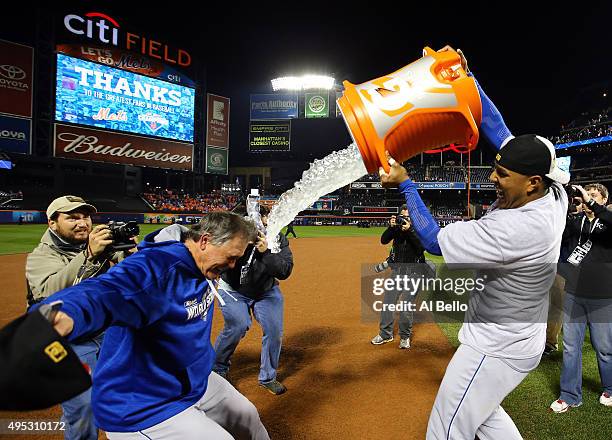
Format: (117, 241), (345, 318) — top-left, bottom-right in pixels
(63, 12), (192, 68)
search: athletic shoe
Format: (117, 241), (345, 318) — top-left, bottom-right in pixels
(399, 338), (411, 349)
(543, 342), (558, 356)
(600, 392), (612, 407)
(549, 399), (582, 413)
(259, 380), (287, 395)
(371, 334), (394, 345)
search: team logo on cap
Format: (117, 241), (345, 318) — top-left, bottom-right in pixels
(44, 341), (68, 363)
(65, 196), (85, 203)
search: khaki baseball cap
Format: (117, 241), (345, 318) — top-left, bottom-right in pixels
(46, 196), (97, 218)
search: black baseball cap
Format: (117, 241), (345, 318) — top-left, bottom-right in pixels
(0, 303), (92, 411)
(495, 134), (570, 184)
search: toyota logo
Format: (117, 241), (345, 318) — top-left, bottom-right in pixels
(0, 65), (26, 80)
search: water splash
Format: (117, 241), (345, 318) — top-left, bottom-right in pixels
(266, 143), (368, 252)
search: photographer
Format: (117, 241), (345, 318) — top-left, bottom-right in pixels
(25, 195), (136, 440)
(371, 205), (425, 349)
(550, 183), (612, 413)
(213, 205), (294, 395)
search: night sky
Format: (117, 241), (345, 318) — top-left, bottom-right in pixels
(2, 1), (610, 167)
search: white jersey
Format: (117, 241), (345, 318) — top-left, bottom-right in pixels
(438, 183), (568, 359)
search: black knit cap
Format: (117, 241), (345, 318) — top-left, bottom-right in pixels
(495, 134), (570, 184)
(0, 304), (91, 411)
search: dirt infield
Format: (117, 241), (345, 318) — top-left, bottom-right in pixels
(0, 236), (454, 439)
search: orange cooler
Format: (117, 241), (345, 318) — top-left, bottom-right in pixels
(337, 47), (482, 173)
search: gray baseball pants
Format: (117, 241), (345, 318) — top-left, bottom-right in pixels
(106, 372), (269, 440)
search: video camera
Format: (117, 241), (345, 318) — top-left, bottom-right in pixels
(107, 221), (139, 251)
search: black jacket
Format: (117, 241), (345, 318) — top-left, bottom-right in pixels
(562, 202), (612, 297)
(381, 225), (425, 264)
(221, 233), (293, 298)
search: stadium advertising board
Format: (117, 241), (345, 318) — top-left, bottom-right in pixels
(555, 136), (612, 150)
(305, 92), (329, 118)
(54, 124), (193, 171)
(416, 182), (466, 190)
(0, 40), (33, 118)
(249, 121), (291, 152)
(250, 94), (298, 120)
(309, 199), (334, 211)
(469, 183), (496, 190)
(55, 54), (195, 142)
(205, 146), (228, 175)
(352, 181), (474, 190)
(350, 182), (386, 189)
(11, 211), (44, 224)
(61, 11), (192, 68)
(0, 115), (31, 154)
(352, 206), (399, 214)
(206, 94), (230, 148)
(56, 44), (195, 87)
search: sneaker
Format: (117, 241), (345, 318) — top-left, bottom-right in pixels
(371, 334), (393, 345)
(549, 399), (582, 413)
(543, 342), (558, 356)
(600, 392), (612, 407)
(259, 380), (287, 395)
(399, 338), (411, 349)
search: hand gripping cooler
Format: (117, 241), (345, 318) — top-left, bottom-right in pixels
(337, 47), (482, 173)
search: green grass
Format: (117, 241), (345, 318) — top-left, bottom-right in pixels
(437, 322), (607, 440)
(0, 224), (169, 255)
(280, 225), (387, 238)
(0, 224), (387, 255)
(1, 224), (607, 439)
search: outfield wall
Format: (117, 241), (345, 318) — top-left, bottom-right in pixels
(0, 210), (464, 226)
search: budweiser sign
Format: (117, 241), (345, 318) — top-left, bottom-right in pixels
(54, 124), (193, 171)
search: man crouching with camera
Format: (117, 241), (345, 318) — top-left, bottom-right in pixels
(371, 204), (425, 350)
(25, 195), (137, 440)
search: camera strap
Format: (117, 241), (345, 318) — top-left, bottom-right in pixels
(578, 216), (599, 246)
(239, 247), (257, 285)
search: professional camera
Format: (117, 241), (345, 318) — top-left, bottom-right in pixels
(564, 185), (583, 214)
(396, 215), (411, 227)
(107, 221), (140, 251)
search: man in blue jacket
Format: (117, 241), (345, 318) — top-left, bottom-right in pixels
(214, 205), (294, 395)
(40, 212), (270, 440)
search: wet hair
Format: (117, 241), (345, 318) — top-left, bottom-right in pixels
(184, 211), (257, 245)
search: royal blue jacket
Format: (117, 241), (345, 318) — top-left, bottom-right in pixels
(38, 230), (216, 432)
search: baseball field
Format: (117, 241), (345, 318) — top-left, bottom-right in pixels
(0, 224), (608, 439)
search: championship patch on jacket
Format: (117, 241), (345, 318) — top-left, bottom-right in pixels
(184, 288), (215, 321)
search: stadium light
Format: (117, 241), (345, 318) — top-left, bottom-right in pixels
(271, 75), (335, 91)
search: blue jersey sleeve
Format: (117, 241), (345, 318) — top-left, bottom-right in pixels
(399, 179), (442, 256)
(472, 75), (513, 151)
(37, 251), (175, 341)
